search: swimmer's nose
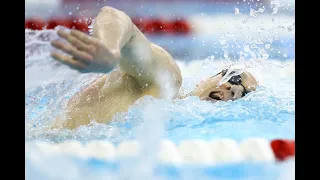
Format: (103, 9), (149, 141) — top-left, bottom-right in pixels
(229, 85), (244, 100)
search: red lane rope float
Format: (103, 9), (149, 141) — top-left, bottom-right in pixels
(47, 18), (73, 29)
(25, 17), (92, 32)
(25, 17), (46, 30)
(171, 19), (191, 35)
(132, 18), (191, 35)
(25, 17), (192, 35)
(72, 17), (92, 32)
(143, 19), (174, 35)
(270, 139), (295, 161)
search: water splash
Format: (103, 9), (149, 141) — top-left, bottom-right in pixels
(217, 64), (246, 86)
(25, 11), (294, 179)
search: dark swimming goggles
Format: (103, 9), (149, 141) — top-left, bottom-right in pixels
(218, 69), (247, 97)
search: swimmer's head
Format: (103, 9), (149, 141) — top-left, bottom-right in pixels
(191, 69), (258, 102)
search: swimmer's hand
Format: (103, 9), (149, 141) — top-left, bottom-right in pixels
(50, 29), (121, 73)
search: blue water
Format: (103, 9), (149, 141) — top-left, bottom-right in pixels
(25, 14), (295, 180)
(26, 155), (295, 180)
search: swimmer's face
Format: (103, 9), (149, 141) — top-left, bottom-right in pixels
(191, 69), (258, 102)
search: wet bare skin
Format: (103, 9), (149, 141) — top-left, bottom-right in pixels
(190, 72), (258, 102)
(50, 6), (258, 130)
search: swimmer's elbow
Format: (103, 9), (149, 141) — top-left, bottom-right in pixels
(100, 6), (122, 13)
(98, 6), (133, 26)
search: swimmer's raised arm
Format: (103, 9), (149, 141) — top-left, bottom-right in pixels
(51, 6), (182, 92)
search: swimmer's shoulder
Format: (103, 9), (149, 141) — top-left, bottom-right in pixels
(150, 43), (183, 89)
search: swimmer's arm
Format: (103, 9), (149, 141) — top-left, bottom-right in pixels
(92, 6), (182, 94)
(51, 6), (182, 95)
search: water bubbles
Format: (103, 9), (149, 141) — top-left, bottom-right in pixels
(271, 0), (280, 7)
(224, 51), (229, 59)
(283, 53), (288, 58)
(68, 12), (72, 16)
(25, 8), (295, 176)
(265, 44), (271, 49)
(219, 39), (227, 45)
(261, 49), (269, 59)
(249, 9), (257, 17)
(272, 8), (279, 15)
(267, 38), (273, 43)
(249, 8), (265, 17)
(235, 8), (240, 15)
(242, 19), (248, 24)
(251, 44), (258, 49)
(271, 0), (282, 15)
(244, 44), (251, 52)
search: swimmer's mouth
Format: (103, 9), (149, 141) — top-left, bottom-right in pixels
(209, 91), (222, 101)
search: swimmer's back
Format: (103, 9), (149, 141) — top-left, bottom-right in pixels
(54, 43), (181, 129)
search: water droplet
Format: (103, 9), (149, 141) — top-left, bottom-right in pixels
(219, 39), (227, 45)
(224, 51), (229, 59)
(244, 45), (250, 52)
(235, 8), (240, 15)
(69, 12), (72, 15)
(262, 53), (269, 59)
(251, 44), (257, 49)
(249, 9), (257, 17)
(272, 7), (278, 14)
(265, 44), (271, 49)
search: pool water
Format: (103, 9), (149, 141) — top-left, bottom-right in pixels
(25, 14), (294, 179)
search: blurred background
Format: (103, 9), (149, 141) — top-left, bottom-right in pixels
(25, 0), (294, 61)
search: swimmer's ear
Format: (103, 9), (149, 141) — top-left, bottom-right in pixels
(241, 71), (258, 92)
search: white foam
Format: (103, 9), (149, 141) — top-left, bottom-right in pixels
(189, 14), (294, 38)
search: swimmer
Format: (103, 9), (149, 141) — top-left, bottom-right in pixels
(50, 6), (258, 129)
